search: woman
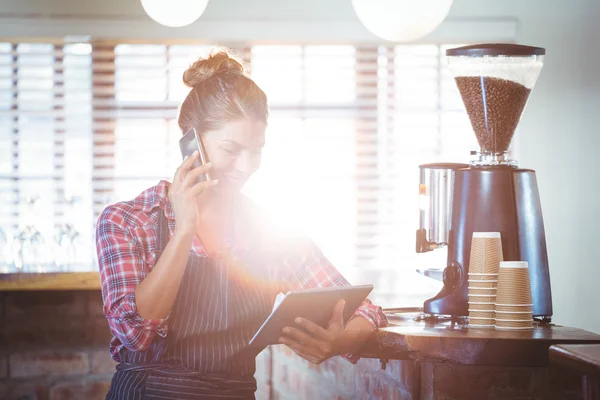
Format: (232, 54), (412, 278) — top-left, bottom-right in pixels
(96, 48), (387, 399)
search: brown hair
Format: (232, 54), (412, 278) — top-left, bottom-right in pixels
(178, 48), (268, 135)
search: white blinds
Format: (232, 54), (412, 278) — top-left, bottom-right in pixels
(0, 41), (477, 301)
(0, 43), (94, 269)
(92, 44), (253, 207)
(364, 45), (476, 300)
(244, 46), (365, 275)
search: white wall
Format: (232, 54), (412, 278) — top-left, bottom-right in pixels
(0, 0), (516, 43)
(508, 0), (600, 334)
(1, 0), (599, 333)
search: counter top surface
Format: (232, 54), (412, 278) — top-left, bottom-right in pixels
(549, 344), (600, 377)
(357, 312), (600, 366)
(0, 271), (100, 291)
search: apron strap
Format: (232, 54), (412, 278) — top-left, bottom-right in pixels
(157, 205), (170, 254)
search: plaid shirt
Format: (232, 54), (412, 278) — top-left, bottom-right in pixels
(96, 180), (387, 362)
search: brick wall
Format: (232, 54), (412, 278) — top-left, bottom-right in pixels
(255, 346), (418, 400)
(261, 346), (586, 400)
(0, 291), (115, 400)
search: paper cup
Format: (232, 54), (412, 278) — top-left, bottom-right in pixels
(468, 288), (497, 296)
(499, 261), (528, 269)
(496, 294), (533, 304)
(468, 294), (496, 303)
(496, 262), (533, 304)
(469, 324), (495, 329)
(469, 318), (495, 325)
(468, 302), (495, 311)
(498, 276), (531, 283)
(494, 310), (531, 314)
(468, 280), (498, 289)
(473, 232), (502, 239)
(496, 290), (532, 304)
(469, 232), (503, 274)
(495, 326), (533, 331)
(494, 311), (532, 321)
(468, 273), (498, 281)
(498, 272), (530, 282)
(494, 318), (533, 326)
(495, 304), (533, 313)
(468, 310), (495, 319)
(496, 285), (532, 299)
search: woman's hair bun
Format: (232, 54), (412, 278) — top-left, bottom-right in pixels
(182, 48), (245, 88)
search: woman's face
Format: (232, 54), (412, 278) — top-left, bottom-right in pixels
(201, 119), (266, 194)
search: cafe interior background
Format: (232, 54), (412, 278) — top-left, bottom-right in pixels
(0, 0), (599, 398)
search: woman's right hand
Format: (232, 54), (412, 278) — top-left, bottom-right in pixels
(169, 151), (218, 237)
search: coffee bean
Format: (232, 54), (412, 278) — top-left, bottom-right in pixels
(455, 77), (531, 154)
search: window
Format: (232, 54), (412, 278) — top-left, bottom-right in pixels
(1, 41), (479, 304)
(364, 45), (476, 304)
(0, 43), (93, 271)
(96, 44), (214, 205)
(244, 46), (360, 279)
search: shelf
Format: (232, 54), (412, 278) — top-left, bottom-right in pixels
(0, 271), (101, 291)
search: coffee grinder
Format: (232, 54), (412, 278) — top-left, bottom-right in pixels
(416, 44), (553, 321)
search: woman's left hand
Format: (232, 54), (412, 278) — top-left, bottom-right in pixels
(279, 299), (352, 364)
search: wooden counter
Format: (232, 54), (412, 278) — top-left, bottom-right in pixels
(0, 271), (101, 291)
(358, 312), (600, 367)
(550, 344), (600, 400)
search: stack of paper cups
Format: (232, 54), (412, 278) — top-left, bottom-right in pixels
(495, 261), (533, 330)
(468, 232), (503, 328)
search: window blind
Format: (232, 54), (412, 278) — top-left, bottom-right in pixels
(0, 41), (478, 302)
(0, 42), (94, 270)
(362, 45), (476, 302)
(244, 45), (367, 278)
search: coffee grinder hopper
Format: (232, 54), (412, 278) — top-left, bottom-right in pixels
(446, 44), (545, 166)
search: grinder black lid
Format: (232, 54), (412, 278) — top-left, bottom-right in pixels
(446, 43), (546, 57)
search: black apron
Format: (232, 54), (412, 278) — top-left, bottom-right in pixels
(106, 209), (280, 399)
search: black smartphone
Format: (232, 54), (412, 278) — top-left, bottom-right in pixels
(179, 128), (212, 182)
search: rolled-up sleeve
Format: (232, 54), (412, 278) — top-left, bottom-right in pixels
(352, 298), (387, 330)
(96, 208), (169, 353)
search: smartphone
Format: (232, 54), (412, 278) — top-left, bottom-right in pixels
(179, 128), (212, 182)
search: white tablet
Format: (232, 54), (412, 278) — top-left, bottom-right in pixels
(249, 284), (374, 348)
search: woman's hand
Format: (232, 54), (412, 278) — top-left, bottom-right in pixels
(169, 151), (217, 237)
(278, 300), (355, 364)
